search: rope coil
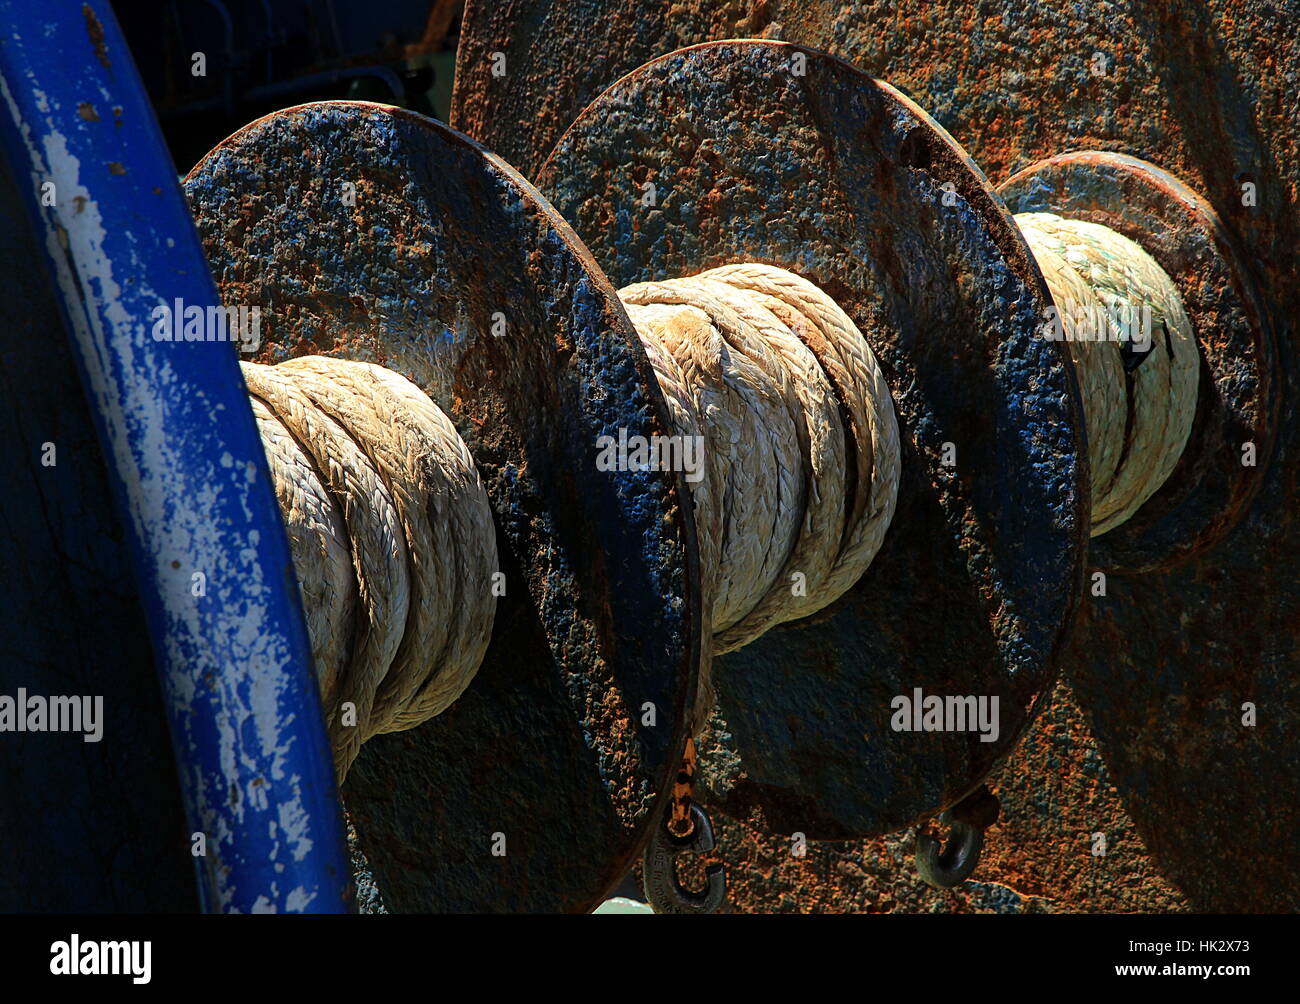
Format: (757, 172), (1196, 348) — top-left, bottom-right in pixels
(242, 229), (1196, 776)
(1015, 213), (1199, 535)
(244, 358), (498, 777)
(621, 265), (902, 719)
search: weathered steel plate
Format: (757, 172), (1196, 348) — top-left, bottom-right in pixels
(1000, 151), (1278, 572)
(184, 102), (698, 912)
(538, 41), (1088, 839)
(457, 0), (1300, 910)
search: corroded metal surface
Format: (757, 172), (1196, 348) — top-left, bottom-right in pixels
(1001, 152), (1278, 572)
(184, 103), (698, 912)
(669, 681), (1192, 913)
(453, 2), (1300, 245)
(457, 1), (1300, 910)
(681, 658), (1296, 912)
(538, 41), (1088, 839)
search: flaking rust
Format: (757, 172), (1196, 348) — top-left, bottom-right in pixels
(460, 2), (1300, 910)
(185, 103), (700, 913)
(539, 41), (1087, 841)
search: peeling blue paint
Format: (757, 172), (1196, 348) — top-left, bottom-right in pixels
(0, 0), (350, 912)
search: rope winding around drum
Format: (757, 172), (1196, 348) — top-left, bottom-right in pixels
(241, 227), (1197, 778)
(1015, 213), (1199, 535)
(621, 264), (901, 718)
(244, 358), (498, 776)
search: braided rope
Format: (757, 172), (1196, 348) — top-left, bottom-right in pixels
(700, 265), (900, 606)
(1015, 213), (1199, 535)
(243, 359), (498, 778)
(248, 394), (356, 715)
(241, 227), (1192, 772)
(620, 265), (902, 707)
(243, 263), (900, 762)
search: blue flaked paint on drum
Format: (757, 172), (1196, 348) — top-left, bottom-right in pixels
(0, 0), (350, 912)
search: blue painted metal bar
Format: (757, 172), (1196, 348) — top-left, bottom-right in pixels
(0, 1), (351, 912)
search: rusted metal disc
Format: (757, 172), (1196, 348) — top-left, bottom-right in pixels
(454, 0), (1300, 910)
(538, 41), (1088, 839)
(999, 152), (1278, 572)
(184, 102), (698, 912)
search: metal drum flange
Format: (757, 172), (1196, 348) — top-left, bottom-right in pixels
(453, 0), (1300, 910)
(184, 102), (698, 912)
(999, 151), (1278, 572)
(538, 41), (1089, 839)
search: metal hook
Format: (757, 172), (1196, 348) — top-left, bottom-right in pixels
(642, 802), (727, 914)
(915, 811), (984, 888)
(914, 784), (1000, 889)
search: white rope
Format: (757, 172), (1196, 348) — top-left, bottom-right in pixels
(1015, 213), (1199, 535)
(242, 229), (1193, 770)
(621, 264), (902, 721)
(244, 358), (498, 778)
(246, 264), (904, 763)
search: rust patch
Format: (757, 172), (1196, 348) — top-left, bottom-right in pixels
(82, 4), (110, 70)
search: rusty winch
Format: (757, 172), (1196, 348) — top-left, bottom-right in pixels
(1, 1), (1294, 917)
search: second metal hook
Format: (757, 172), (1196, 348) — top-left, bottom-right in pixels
(915, 812), (985, 887)
(642, 802), (727, 914)
(914, 784), (1000, 889)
